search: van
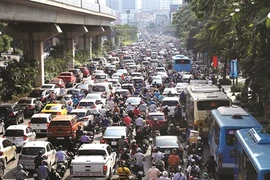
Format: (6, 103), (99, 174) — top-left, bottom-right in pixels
(47, 115), (82, 146)
(92, 83), (112, 98)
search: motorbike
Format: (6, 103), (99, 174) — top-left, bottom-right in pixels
(56, 161), (67, 177)
(94, 124), (101, 134)
(209, 172), (216, 180)
(169, 165), (178, 178)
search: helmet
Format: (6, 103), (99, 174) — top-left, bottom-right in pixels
(162, 171), (168, 177)
(132, 139), (136, 143)
(137, 148), (141, 152)
(154, 118), (158, 121)
(197, 136), (201, 141)
(170, 123), (174, 127)
(203, 172), (209, 178)
(58, 145), (63, 150)
(172, 148), (177, 154)
(121, 160), (126, 166)
(177, 166), (182, 172)
(191, 149), (196, 153)
(115, 112), (118, 115)
(165, 105), (168, 108)
(143, 120), (146, 124)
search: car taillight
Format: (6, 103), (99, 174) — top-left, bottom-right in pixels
(2, 135), (4, 138)
(57, 112), (61, 115)
(103, 165), (107, 175)
(100, 139), (106, 143)
(23, 135), (27, 141)
(9, 112), (15, 117)
(46, 122), (50, 127)
(41, 97), (45, 101)
(0, 151), (3, 156)
(218, 153), (222, 167)
(28, 105), (34, 109)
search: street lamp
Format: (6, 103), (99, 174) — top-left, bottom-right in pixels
(126, 10), (130, 25)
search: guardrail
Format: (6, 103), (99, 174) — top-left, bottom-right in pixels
(52, 0), (115, 16)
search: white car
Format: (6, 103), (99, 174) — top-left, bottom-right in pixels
(0, 138), (16, 167)
(175, 82), (188, 93)
(131, 72), (143, 79)
(156, 72), (168, 80)
(77, 98), (103, 114)
(117, 69), (128, 75)
(18, 141), (56, 170)
(125, 97), (142, 106)
(155, 67), (166, 73)
(161, 97), (180, 117)
(40, 83), (61, 96)
(93, 73), (110, 83)
(4, 125), (36, 148)
(85, 93), (106, 104)
(162, 88), (178, 96)
(111, 73), (123, 80)
(69, 109), (94, 127)
(29, 113), (53, 135)
(108, 79), (121, 87)
(70, 144), (116, 180)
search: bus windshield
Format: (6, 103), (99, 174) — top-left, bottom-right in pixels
(175, 59), (190, 64)
(197, 100), (230, 110)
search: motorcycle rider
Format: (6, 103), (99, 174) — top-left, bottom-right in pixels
(37, 160), (50, 180)
(118, 136), (129, 153)
(133, 106), (141, 117)
(123, 114), (132, 128)
(72, 95), (79, 107)
(34, 151), (44, 170)
(49, 167), (61, 180)
(162, 105), (170, 118)
(187, 149), (201, 167)
(135, 115), (144, 131)
(126, 103), (133, 112)
(196, 137), (204, 155)
(186, 159), (200, 179)
(167, 90), (173, 97)
(168, 149), (181, 174)
(120, 148), (130, 162)
(151, 118), (161, 135)
(134, 148), (145, 173)
(101, 115), (111, 133)
(116, 160), (132, 180)
(129, 140), (139, 157)
(152, 147), (165, 168)
(112, 112), (121, 125)
(168, 123), (177, 135)
(204, 155), (217, 177)
(76, 126), (84, 141)
(147, 162), (161, 180)
(13, 164), (28, 180)
(99, 106), (107, 117)
(172, 166), (187, 180)
(159, 171), (170, 180)
(80, 132), (91, 144)
(149, 102), (157, 112)
(201, 172), (209, 180)
(55, 145), (69, 168)
(94, 113), (102, 125)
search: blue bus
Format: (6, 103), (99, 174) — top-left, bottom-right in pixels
(207, 106), (262, 175)
(235, 128), (270, 180)
(172, 55), (192, 72)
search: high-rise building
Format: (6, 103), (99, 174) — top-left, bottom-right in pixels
(122, 0), (137, 11)
(161, 0), (182, 10)
(106, 0), (121, 11)
(141, 0), (161, 12)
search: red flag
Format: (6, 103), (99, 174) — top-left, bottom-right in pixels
(213, 56), (218, 68)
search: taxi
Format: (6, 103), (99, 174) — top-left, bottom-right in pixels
(41, 104), (67, 116)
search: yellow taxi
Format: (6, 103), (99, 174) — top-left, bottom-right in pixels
(41, 104), (67, 116)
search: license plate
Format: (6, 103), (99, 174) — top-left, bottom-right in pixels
(57, 137), (65, 140)
(111, 141), (117, 145)
(24, 165), (34, 169)
(33, 174), (37, 177)
(36, 130), (40, 132)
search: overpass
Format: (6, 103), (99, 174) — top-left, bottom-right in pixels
(0, 0), (116, 86)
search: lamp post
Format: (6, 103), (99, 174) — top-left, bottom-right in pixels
(126, 10), (130, 25)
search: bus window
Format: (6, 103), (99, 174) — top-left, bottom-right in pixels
(225, 129), (236, 146)
(214, 122), (220, 145)
(175, 59), (190, 64)
(197, 100), (230, 110)
(265, 173), (270, 180)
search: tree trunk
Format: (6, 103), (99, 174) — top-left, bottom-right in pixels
(223, 60), (227, 79)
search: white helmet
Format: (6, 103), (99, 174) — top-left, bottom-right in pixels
(162, 171), (168, 177)
(137, 148), (141, 152)
(154, 118), (158, 121)
(197, 136), (202, 141)
(132, 139), (136, 143)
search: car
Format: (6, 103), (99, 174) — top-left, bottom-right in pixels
(100, 126), (131, 150)
(93, 73), (110, 83)
(141, 61), (150, 67)
(0, 103), (24, 128)
(155, 67), (166, 72)
(111, 73), (123, 80)
(0, 138), (16, 167)
(151, 78), (163, 85)
(55, 94), (73, 107)
(161, 97), (180, 117)
(121, 83), (135, 94)
(182, 74), (194, 82)
(74, 83), (92, 95)
(66, 88), (86, 100)
(50, 78), (65, 88)
(115, 89), (131, 99)
(128, 64), (139, 73)
(162, 88), (178, 96)
(3, 125), (36, 148)
(92, 83), (112, 99)
(152, 135), (184, 166)
(69, 109), (94, 127)
(146, 111), (167, 129)
(125, 97), (142, 106)
(68, 69), (83, 83)
(156, 72), (168, 80)
(41, 104), (68, 116)
(85, 93), (106, 104)
(18, 141), (56, 170)
(28, 113), (53, 135)
(175, 83), (188, 93)
(57, 72), (77, 87)
(77, 98), (103, 115)
(40, 84), (61, 96)
(130, 72), (143, 79)
(104, 64), (116, 75)
(79, 67), (90, 78)
(70, 144), (116, 180)
(16, 97), (39, 117)
(116, 69), (128, 75)
(27, 89), (51, 104)
(108, 79), (121, 87)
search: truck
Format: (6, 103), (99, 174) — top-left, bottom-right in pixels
(70, 144), (116, 180)
(57, 72), (77, 87)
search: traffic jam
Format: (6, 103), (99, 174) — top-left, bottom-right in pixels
(1, 33), (257, 180)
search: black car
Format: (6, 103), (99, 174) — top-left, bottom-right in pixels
(152, 135), (184, 167)
(27, 89), (51, 104)
(0, 103), (24, 129)
(16, 97), (39, 117)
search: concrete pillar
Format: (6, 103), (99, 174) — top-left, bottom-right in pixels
(67, 38), (75, 68)
(34, 41), (44, 86)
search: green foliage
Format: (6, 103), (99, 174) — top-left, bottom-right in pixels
(113, 25), (138, 45)
(75, 49), (90, 65)
(0, 57), (38, 102)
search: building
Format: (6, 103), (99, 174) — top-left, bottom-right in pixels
(141, 0), (161, 12)
(105, 0), (121, 11)
(105, 0), (137, 13)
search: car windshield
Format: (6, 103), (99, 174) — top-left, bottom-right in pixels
(104, 129), (126, 137)
(155, 138), (178, 147)
(78, 102), (95, 107)
(77, 150), (106, 156)
(59, 73), (71, 76)
(162, 101), (179, 106)
(63, 96), (72, 100)
(50, 79), (59, 83)
(22, 147), (45, 155)
(76, 84), (87, 89)
(67, 90), (79, 95)
(86, 94), (100, 99)
(5, 130), (24, 136)
(126, 98), (140, 104)
(45, 105), (60, 111)
(18, 99), (32, 104)
(92, 86), (105, 92)
(147, 115), (164, 121)
(28, 90), (43, 97)
(30, 118), (48, 123)
(95, 75), (106, 79)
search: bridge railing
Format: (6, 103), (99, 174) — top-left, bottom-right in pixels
(52, 0), (115, 16)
